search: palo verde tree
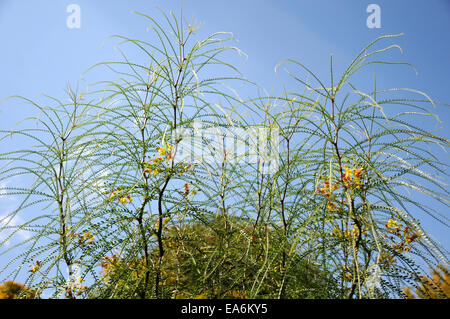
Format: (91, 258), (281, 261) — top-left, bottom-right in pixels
(0, 8), (448, 299)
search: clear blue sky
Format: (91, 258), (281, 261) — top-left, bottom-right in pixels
(0, 0), (449, 286)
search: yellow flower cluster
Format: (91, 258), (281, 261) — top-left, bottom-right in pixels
(342, 165), (364, 189)
(317, 179), (340, 212)
(109, 188), (133, 204)
(157, 147), (167, 156)
(64, 284), (87, 298)
(317, 180), (339, 197)
(183, 183), (197, 199)
(327, 201), (337, 211)
(71, 231), (95, 246)
(29, 260), (41, 273)
(144, 145), (194, 178)
(119, 194), (132, 204)
(177, 163), (192, 176)
(330, 225), (367, 240)
(143, 144), (173, 176)
(154, 217), (170, 231)
(317, 164), (365, 214)
(168, 241), (176, 248)
(386, 218), (398, 229)
(100, 254), (120, 276)
(75, 284), (88, 297)
(144, 159), (163, 176)
(108, 189), (120, 200)
(385, 219), (421, 253)
(70, 277), (88, 297)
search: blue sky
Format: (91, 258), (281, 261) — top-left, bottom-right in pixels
(0, 0), (449, 289)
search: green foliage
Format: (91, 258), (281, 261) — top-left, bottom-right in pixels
(95, 217), (339, 299)
(0, 8), (448, 299)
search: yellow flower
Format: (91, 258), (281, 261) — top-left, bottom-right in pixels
(144, 161), (154, 174)
(29, 260), (41, 273)
(327, 201), (337, 211)
(405, 232), (420, 244)
(157, 147), (166, 156)
(330, 227), (340, 237)
(154, 217), (170, 230)
(108, 190), (119, 200)
(119, 194), (132, 204)
(386, 219), (397, 229)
